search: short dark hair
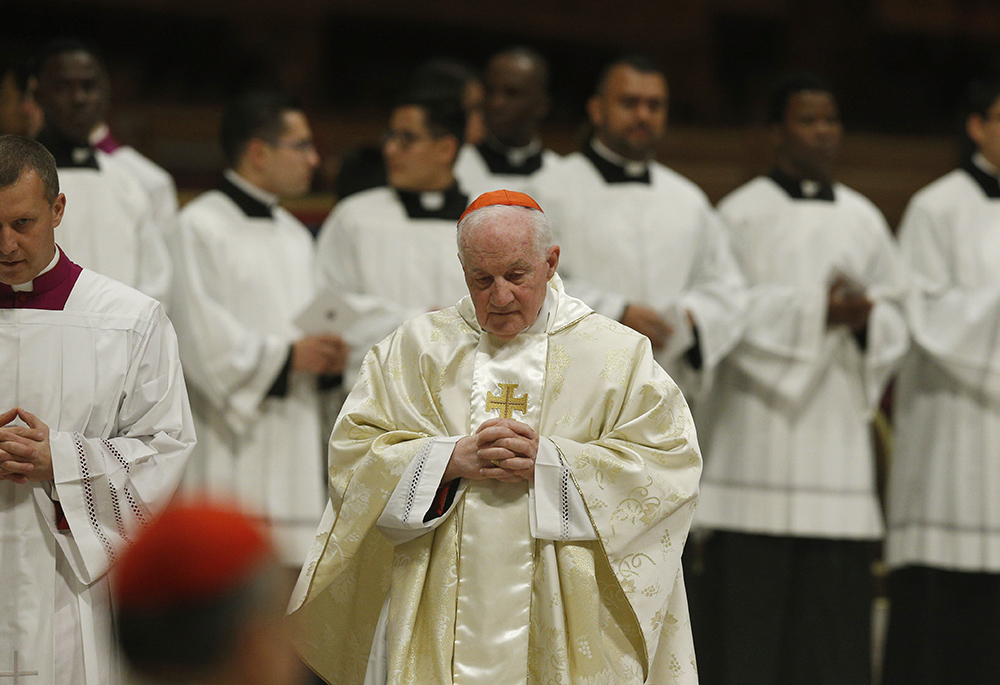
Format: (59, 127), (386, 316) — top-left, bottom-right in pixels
(966, 79), (1000, 119)
(0, 135), (60, 203)
(409, 58), (479, 99)
(395, 88), (467, 143)
(32, 38), (105, 79)
(766, 72), (835, 124)
(219, 90), (303, 165)
(118, 564), (284, 681)
(491, 46), (551, 92)
(594, 54), (663, 96)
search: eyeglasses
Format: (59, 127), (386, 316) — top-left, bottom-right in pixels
(381, 129), (433, 149)
(267, 138), (317, 153)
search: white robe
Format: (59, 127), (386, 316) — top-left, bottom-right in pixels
(534, 146), (748, 401)
(54, 151), (172, 306)
(697, 175), (909, 539)
(105, 147), (180, 311)
(170, 184), (326, 565)
(453, 142), (562, 198)
(0, 261), (194, 684)
(887, 163), (1000, 571)
(315, 186), (470, 385)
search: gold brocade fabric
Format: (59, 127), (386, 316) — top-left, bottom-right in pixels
(288, 279), (702, 684)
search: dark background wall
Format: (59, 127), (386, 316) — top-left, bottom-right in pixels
(7, 0), (1000, 223)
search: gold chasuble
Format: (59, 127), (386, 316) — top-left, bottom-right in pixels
(288, 276), (702, 684)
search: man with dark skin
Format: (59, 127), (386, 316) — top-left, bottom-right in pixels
(694, 74), (908, 685)
(32, 40), (171, 304)
(454, 47), (560, 198)
(771, 85), (873, 330)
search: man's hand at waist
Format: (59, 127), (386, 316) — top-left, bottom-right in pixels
(444, 418), (538, 484)
(0, 407), (54, 484)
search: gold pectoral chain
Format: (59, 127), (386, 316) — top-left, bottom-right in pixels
(485, 383), (528, 419)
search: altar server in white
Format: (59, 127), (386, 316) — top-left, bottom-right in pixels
(170, 92), (345, 568)
(882, 79), (1000, 685)
(694, 75), (909, 684)
(32, 40), (171, 306)
(453, 47), (561, 198)
(535, 55), (746, 401)
(316, 88), (471, 383)
(288, 190), (702, 685)
(0, 134), (195, 684)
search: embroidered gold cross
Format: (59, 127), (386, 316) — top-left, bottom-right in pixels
(485, 383), (528, 419)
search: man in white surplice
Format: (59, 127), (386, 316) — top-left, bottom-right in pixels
(170, 92), (345, 569)
(316, 88), (472, 386)
(882, 79), (1000, 685)
(693, 75), (909, 685)
(534, 55), (747, 403)
(0, 135), (195, 684)
(32, 40), (172, 307)
(288, 189), (702, 685)
(453, 46), (561, 199)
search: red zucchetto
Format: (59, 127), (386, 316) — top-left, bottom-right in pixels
(459, 189), (544, 223)
(114, 500), (273, 611)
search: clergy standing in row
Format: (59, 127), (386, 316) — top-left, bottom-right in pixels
(882, 79), (1000, 684)
(693, 75), (909, 684)
(454, 46), (561, 198)
(0, 134), (195, 684)
(536, 55), (747, 403)
(316, 87), (471, 384)
(31, 40), (172, 307)
(169, 91), (344, 571)
(289, 189), (702, 684)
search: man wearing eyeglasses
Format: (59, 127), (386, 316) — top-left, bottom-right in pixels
(169, 91), (345, 576)
(315, 88), (471, 385)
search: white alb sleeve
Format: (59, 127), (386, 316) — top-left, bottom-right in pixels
(530, 438), (598, 541)
(376, 436), (466, 545)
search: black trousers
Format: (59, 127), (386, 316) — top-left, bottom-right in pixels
(686, 531), (876, 685)
(882, 565), (1000, 685)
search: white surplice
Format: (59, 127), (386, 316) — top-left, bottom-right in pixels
(453, 141), (562, 198)
(55, 151), (172, 306)
(534, 142), (748, 401)
(315, 186), (471, 384)
(697, 175), (909, 538)
(887, 161), (1000, 571)
(288, 276), (703, 685)
(170, 178), (325, 565)
(105, 147), (180, 311)
(0, 261), (194, 684)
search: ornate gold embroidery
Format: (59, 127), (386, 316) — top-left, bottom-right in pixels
(486, 382), (528, 419)
(548, 343), (571, 401)
(600, 347), (632, 385)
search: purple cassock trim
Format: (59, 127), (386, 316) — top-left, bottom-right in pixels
(93, 131), (122, 154)
(0, 248), (82, 311)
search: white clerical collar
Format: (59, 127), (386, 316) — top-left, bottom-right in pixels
(419, 191), (446, 212)
(488, 137), (542, 167)
(12, 248), (61, 292)
(224, 169), (280, 208)
(801, 180), (822, 197)
(973, 152), (1000, 178)
(89, 122), (111, 146)
(524, 285), (556, 335)
(591, 138), (649, 178)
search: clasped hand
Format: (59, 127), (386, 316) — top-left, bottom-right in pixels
(0, 407), (53, 484)
(444, 417), (539, 484)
